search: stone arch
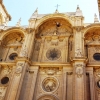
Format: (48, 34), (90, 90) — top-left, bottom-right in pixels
(35, 17), (73, 39)
(0, 27), (26, 41)
(37, 94), (59, 100)
(83, 24), (100, 36)
(35, 13), (73, 32)
(0, 27), (25, 62)
(84, 24), (100, 63)
(32, 15), (73, 62)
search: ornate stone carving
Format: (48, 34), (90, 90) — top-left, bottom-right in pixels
(1, 66), (12, 76)
(94, 68), (100, 77)
(73, 26), (84, 32)
(41, 67), (59, 75)
(15, 63), (24, 74)
(75, 48), (83, 57)
(38, 94), (58, 100)
(42, 78), (57, 92)
(0, 86), (6, 100)
(85, 31), (100, 45)
(20, 46), (28, 57)
(46, 48), (61, 60)
(75, 64), (83, 78)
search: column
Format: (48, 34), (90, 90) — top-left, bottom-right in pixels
(89, 70), (95, 100)
(72, 60), (86, 100)
(63, 67), (67, 100)
(28, 66), (39, 100)
(6, 61), (28, 100)
(28, 30), (35, 59)
(38, 37), (45, 61)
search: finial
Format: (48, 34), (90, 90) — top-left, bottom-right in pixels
(94, 13), (99, 23)
(55, 9), (59, 13)
(54, 4), (60, 13)
(16, 18), (21, 27)
(77, 5), (80, 10)
(75, 5), (83, 16)
(34, 8), (38, 14)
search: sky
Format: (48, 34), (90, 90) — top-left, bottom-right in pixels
(3, 0), (99, 26)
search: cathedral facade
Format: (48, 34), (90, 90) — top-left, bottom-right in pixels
(0, 1), (100, 100)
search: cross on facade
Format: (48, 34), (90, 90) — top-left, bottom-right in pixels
(55, 4), (60, 10)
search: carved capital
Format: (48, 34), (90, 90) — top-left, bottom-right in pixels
(73, 26), (84, 32)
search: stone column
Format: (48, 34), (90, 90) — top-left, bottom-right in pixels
(38, 37), (45, 61)
(27, 66), (39, 100)
(6, 61), (28, 100)
(89, 70), (95, 100)
(72, 60), (86, 100)
(63, 37), (68, 62)
(63, 67), (67, 100)
(28, 30), (35, 59)
(19, 33), (32, 57)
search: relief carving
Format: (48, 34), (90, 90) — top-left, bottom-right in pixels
(75, 48), (83, 57)
(0, 87), (6, 100)
(15, 63), (24, 74)
(41, 67), (59, 75)
(20, 46), (28, 57)
(94, 68), (100, 77)
(75, 64), (83, 78)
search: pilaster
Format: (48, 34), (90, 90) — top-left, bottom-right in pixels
(63, 67), (67, 100)
(6, 61), (28, 100)
(72, 58), (86, 100)
(38, 37), (45, 61)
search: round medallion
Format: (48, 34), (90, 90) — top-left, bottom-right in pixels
(42, 77), (58, 92)
(46, 48), (61, 60)
(93, 53), (100, 61)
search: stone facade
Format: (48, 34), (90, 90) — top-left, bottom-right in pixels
(0, 1), (100, 100)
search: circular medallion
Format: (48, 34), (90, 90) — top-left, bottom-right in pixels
(46, 48), (61, 60)
(42, 77), (58, 92)
(93, 53), (100, 61)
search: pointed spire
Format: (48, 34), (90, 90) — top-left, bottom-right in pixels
(33, 8), (38, 15)
(16, 18), (21, 27)
(30, 8), (38, 19)
(75, 5), (83, 16)
(94, 13), (99, 23)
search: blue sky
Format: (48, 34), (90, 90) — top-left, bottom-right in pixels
(3, 0), (99, 26)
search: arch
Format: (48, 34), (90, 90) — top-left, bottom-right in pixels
(0, 27), (26, 41)
(84, 23), (100, 36)
(35, 13), (73, 30)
